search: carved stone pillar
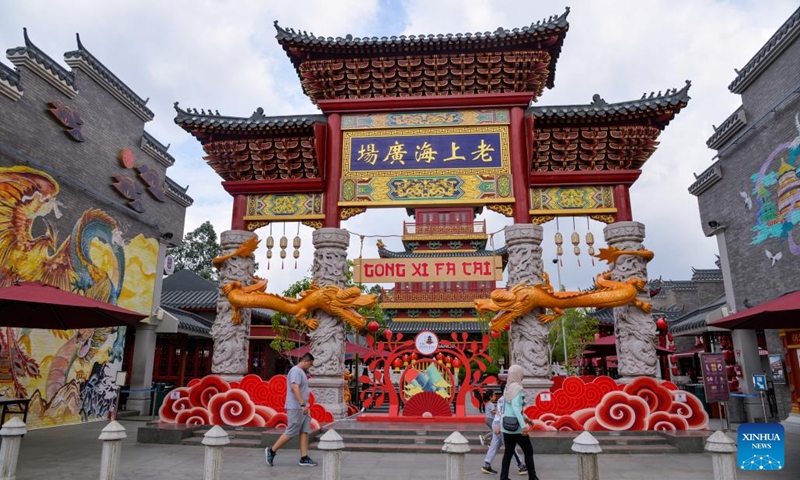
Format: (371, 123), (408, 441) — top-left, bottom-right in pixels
(504, 224), (551, 403)
(212, 230), (257, 381)
(309, 228), (349, 419)
(603, 221), (657, 382)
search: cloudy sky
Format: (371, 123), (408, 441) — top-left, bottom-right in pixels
(2, 0), (797, 294)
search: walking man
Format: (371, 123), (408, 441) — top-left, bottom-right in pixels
(266, 353), (318, 467)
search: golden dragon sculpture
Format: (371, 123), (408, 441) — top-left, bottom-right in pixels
(475, 246), (654, 332)
(214, 235), (378, 330)
(222, 279), (378, 330)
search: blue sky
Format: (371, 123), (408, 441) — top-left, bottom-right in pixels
(1, 0), (797, 294)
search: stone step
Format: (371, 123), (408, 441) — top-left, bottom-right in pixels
(334, 433), (481, 445)
(595, 435), (668, 445)
(180, 436), (262, 448)
(189, 429), (262, 440)
(599, 444), (679, 454)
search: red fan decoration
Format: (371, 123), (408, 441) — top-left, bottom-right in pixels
(403, 392), (453, 417)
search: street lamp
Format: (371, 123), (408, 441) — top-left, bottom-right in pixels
(552, 258), (568, 373)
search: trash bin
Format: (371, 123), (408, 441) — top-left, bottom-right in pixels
(151, 383), (175, 416)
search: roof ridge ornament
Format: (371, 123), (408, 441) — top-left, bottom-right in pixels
(251, 107), (267, 119)
(75, 32), (86, 50)
(590, 94), (607, 106)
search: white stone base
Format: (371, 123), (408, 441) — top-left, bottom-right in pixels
(309, 376), (348, 419)
(523, 378), (553, 407)
(216, 374), (245, 383)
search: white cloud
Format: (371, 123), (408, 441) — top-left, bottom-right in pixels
(1, 0), (796, 293)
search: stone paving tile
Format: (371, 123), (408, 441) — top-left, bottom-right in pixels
(10, 419), (800, 480)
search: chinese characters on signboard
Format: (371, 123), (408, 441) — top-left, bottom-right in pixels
(700, 352), (731, 403)
(348, 132), (503, 172)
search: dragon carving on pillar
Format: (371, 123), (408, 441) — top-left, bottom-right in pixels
(475, 247), (654, 332)
(214, 236), (378, 331)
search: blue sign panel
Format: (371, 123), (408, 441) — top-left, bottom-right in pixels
(347, 132), (503, 172)
(738, 423), (784, 471)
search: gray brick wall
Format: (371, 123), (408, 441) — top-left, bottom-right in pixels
(697, 32), (799, 421)
(0, 63), (187, 244)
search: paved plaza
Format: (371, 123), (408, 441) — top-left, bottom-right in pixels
(9, 419), (798, 480)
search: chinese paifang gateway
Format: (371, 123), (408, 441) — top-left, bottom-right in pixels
(172, 8), (706, 434)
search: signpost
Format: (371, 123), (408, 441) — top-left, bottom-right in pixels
(753, 373), (769, 422)
(700, 352), (730, 430)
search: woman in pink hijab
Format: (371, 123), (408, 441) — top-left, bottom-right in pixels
(499, 365), (539, 480)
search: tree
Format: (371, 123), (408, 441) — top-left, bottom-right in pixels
(167, 221), (222, 281)
(548, 308), (598, 374)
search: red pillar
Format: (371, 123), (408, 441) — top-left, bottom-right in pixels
(509, 107), (531, 224)
(231, 194), (247, 230)
(323, 113), (342, 228)
(613, 185), (633, 221)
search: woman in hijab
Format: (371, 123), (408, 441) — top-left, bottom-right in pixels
(499, 364), (539, 480)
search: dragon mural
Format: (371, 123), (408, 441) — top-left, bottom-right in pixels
(475, 247), (653, 332)
(0, 165), (157, 428)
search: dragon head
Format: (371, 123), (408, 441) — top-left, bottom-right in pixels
(475, 285), (536, 332)
(318, 285), (378, 331)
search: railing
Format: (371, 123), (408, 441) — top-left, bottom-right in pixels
(402, 220), (486, 236)
(382, 289), (494, 303)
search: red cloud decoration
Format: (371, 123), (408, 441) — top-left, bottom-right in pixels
(158, 374), (334, 431)
(523, 375), (708, 432)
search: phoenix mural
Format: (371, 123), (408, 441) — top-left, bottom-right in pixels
(0, 165), (158, 428)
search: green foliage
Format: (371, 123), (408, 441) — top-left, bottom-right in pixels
(548, 308), (598, 370)
(476, 311), (508, 363)
(167, 221), (221, 281)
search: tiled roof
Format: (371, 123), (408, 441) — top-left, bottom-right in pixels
(728, 7), (800, 94)
(688, 163), (722, 197)
(165, 176), (193, 207)
(0, 62), (23, 101)
(589, 306), (684, 326)
(174, 103), (326, 135)
(378, 245), (508, 259)
(387, 320), (484, 334)
(706, 107), (746, 150)
(162, 306), (213, 337)
(691, 268), (723, 282)
(663, 280), (697, 292)
(526, 81), (691, 129)
(669, 294), (728, 335)
(6, 28), (76, 97)
(64, 34), (154, 121)
(142, 130), (175, 167)
(274, 9), (570, 89)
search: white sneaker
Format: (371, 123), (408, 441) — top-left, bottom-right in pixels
(479, 434), (486, 446)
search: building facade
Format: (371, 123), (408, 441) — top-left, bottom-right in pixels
(0, 31), (191, 427)
(690, 7), (800, 421)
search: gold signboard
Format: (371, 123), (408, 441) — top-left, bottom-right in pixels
(353, 257), (503, 283)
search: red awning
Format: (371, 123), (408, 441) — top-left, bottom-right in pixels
(0, 282), (146, 329)
(708, 290), (800, 330)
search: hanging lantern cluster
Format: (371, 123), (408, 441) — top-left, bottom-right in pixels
(266, 225), (274, 270)
(293, 225), (301, 269)
(279, 225), (288, 270)
(571, 217), (581, 266)
(585, 217), (595, 266)
(555, 218), (563, 266)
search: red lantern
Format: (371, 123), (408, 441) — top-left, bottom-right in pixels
(393, 358), (402, 370)
(656, 318), (668, 331)
(411, 352), (418, 360)
(723, 351), (735, 363)
(668, 355), (676, 364)
(367, 321), (379, 333)
(671, 367), (678, 376)
(490, 330), (501, 338)
(452, 358), (462, 369)
(403, 354), (410, 364)
(436, 352), (444, 363)
(729, 379), (739, 392)
(667, 333), (674, 342)
(504, 323), (511, 331)
(445, 355), (452, 365)
(384, 329), (392, 340)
